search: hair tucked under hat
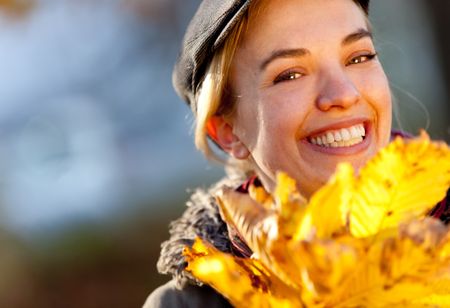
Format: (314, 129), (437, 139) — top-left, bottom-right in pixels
(172, 0), (370, 112)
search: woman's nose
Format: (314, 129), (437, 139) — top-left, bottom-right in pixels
(315, 70), (361, 111)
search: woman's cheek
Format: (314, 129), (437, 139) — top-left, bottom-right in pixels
(352, 66), (388, 108)
(362, 68), (392, 146)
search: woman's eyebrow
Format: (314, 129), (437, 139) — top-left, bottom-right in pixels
(342, 28), (372, 46)
(259, 48), (310, 71)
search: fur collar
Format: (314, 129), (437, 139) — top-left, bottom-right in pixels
(156, 176), (243, 287)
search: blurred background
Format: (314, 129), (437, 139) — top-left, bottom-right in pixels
(0, 0), (448, 307)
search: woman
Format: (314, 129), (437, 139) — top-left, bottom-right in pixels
(145, 0), (449, 306)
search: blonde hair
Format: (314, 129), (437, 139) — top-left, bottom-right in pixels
(194, 7), (252, 161)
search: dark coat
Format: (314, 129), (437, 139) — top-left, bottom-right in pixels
(143, 175), (243, 308)
(144, 279), (231, 308)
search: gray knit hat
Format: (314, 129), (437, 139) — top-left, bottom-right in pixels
(173, 0), (370, 111)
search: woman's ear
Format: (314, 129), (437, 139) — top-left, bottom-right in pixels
(206, 116), (250, 159)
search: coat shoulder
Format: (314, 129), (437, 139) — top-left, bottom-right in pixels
(143, 280), (231, 308)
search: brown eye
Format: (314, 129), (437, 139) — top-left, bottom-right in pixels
(274, 70), (303, 84)
(348, 53), (378, 65)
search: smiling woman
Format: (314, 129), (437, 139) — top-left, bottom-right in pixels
(144, 0), (448, 307)
(212, 0), (391, 198)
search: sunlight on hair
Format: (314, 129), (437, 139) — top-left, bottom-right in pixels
(195, 71), (218, 158)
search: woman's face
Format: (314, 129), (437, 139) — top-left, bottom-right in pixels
(226, 0), (392, 198)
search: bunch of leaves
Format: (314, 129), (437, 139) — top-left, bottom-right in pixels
(183, 133), (450, 307)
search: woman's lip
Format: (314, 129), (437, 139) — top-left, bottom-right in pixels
(300, 122), (372, 156)
(304, 118), (370, 138)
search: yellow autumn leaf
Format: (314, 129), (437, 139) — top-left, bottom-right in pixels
(274, 172), (308, 239)
(331, 219), (450, 306)
(184, 135), (450, 307)
(293, 163), (354, 241)
(216, 187), (302, 290)
(349, 133), (450, 238)
(183, 238), (301, 307)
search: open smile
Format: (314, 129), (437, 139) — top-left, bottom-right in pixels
(302, 120), (372, 155)
(308, 123), (365, 148)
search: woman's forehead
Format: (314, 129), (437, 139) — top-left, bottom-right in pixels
(242, 0), (368, 50)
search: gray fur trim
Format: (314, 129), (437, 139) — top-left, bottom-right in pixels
(156, 177), (243, 287)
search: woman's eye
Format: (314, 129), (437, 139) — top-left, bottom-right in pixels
(273, 70), (303, 84)
(347, 52), (378, 65)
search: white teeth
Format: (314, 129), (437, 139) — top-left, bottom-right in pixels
(341, 128), (351, 141)
(350, 126), (359, 138)
(360, 125), (366, 136)
(317, 137), (323, 145)
(334, 131), (342, 142)
(326, 132), (334, 143)
(309, 123), (366, 148)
